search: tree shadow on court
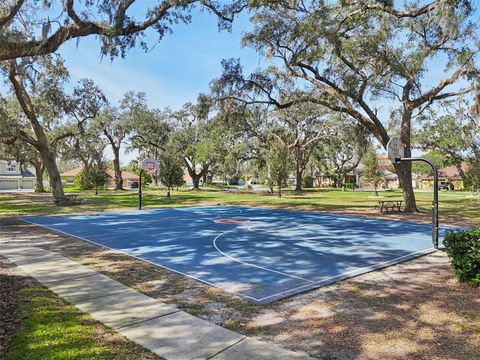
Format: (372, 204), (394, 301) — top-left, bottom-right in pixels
(3, 217), (479, 359)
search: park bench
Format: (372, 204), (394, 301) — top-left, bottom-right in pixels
(375, 200), (403, 213)
(53, 194), (82, 206)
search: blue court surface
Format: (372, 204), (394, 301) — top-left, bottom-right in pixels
(21, 206), (444, 304)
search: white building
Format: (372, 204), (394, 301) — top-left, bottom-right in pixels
(0, 160), (36, 190)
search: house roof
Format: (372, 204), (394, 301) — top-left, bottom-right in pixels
(61, 166), (84, 177)
(439, 164), (469, 178)
(21, 169), (35, 178)
(108, 169), (138, 180)
(61, 166), (138, 180)
(0, 169), (35, 179)
(421, 163), (469, 179)
(381, 169), (398, 180)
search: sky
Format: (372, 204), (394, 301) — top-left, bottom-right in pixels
(55, 7), (262, 164)
(61, 11), (261, 109)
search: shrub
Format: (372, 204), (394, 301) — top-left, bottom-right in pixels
(443, 226), (480, 287)
(74, 172), (88, 189)
(303, 176), (314, 188)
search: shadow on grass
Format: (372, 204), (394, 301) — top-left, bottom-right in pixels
(5, 284), (160, 360)
(1, 188), (478, 225)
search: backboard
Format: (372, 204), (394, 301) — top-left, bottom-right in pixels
(387, 138), (405, 163)
(141, 158), (159, 174)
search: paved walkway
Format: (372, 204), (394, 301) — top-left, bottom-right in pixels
(0, 241), (312, 360)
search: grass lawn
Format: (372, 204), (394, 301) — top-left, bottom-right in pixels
(5, 285), (160, 360)
(1, 186), (479, 224)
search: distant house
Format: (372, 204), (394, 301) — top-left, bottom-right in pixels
(0, 160), (35, 190)
(358, 157), (400, 189)
(60, 166), (83, 185)
(315, 156), (401, 190)
(419, 163), (469, 190)
(313, 169), (362, 188)
(60, 166), (139, 188)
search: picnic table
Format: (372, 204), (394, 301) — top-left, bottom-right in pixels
(53, 193), (82, 206)
(375, 200), (403, 213)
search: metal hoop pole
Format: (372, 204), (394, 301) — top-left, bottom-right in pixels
(396, 157), (439, 248)
(138, 169), (144, 210)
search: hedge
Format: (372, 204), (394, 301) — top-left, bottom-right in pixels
(443, 226), (480, 287)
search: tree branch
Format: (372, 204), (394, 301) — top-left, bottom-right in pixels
(202, 0), (247, 23)
(0, 0), (243, 60)
(410, 68), (477, 109)
(342, 1), (437, 23)
(0, 0), (25, 27)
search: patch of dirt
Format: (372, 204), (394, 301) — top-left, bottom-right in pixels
(2, 216), (479, 359)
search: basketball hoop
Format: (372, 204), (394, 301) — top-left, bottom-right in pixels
(387, 138), (405, 163)
(386, 137), (440, 249)
(141, 158), (159, 174)
(138, 158), (159, 211)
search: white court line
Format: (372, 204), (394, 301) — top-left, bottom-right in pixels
(20, 209), (440, 304)
(256, 247), (436, 302)
(212, 229), (314, 283)
(18, 218), (262, 302)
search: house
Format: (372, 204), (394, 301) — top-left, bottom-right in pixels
(60, 166), (139, 188)
(419, 163), (469, 190)
(359, 168), (400, 190)
(357, 157), (401, 189)
(313, 156), (401, 190)
(61, 166), (83, 185)
(0, 160), (36, 190)
(313, 169), (362, 188)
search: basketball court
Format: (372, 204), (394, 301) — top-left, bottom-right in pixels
(21, 206), (444, 303)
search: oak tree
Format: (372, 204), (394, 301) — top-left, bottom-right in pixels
(215, 0), (480, 211)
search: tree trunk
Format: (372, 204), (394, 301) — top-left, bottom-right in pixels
(184, 159), (208, 191)
(154, 149), (159, 186)
(167, 188), (171, 197)
(192, 175), (201, 190)
(41, 146), (65, 202)
(395, 162), (417, 212)
(7, 59), (65, 202)
(112, 146), (124, 190)
(295, 164), (304, 192)
(266, 163), (274, 194)
(398, 107), (418, 212)
(338, 171), (345, 191)
(294, 147), (303, 192)
(33, 160), (45, 192)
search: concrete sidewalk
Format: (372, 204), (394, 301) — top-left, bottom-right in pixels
(0, 243), (312, 360)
